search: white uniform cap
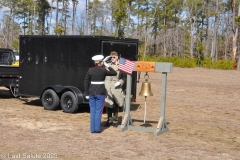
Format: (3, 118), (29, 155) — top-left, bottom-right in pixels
(92, 55), (104, 62)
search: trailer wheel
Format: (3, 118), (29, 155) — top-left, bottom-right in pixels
(61, 91), (78, 113)
(41, 89), (59, 110)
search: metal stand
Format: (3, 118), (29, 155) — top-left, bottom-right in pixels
(153, 72), (169, 136)
(143, 96), (147, 124)
(119, 62), (172, 136)
(119, 74), (133, 132)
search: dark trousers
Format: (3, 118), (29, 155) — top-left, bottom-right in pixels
(106, 105), (119, 124)
(89, 95), (105, 132)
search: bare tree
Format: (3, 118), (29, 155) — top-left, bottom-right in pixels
(48, 0), (54, 34)
(55, 0), (59, 29)
(211, 0), (219, 60)
(72, 0), (78, 35)
(232, 0), (240, 61)
(125, 0), (133, 38)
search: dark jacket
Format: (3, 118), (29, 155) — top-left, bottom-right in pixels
(84, 66), (117, 95)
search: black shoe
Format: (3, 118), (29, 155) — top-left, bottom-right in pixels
(104, 121), (112, 127)
(91, 131), (101, 133)
(113, 123), (118, 127)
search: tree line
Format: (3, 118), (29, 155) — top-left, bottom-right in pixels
(0, 0), (240, 65)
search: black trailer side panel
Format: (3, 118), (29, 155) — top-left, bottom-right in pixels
(19, 36), (94, 96)
(19, 36), (138, 100)
(19, 37), (43, 95)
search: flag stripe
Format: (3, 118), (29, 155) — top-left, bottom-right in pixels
(118, 58), (134, 74)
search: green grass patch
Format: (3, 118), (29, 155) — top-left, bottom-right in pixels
(139, 55), (235, 70)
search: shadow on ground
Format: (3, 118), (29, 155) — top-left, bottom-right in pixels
(20, 99), (140, 114)
(0, 89), (14, 99)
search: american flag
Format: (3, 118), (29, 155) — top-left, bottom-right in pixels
(118, 57), (134, 74)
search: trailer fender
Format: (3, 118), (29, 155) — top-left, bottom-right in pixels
(63, 86), (84, 104)
(40, 86), (84, 104)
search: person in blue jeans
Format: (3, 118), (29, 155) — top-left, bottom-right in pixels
(84, 55), (117, 133)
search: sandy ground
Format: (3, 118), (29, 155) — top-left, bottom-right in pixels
(0, 67), (240, 160)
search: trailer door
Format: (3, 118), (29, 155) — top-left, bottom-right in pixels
(101, 41), (138, 61)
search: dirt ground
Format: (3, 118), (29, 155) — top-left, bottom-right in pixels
(0, 67), (240, 160)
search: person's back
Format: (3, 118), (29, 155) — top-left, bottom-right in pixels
(84, 55), (117, 133)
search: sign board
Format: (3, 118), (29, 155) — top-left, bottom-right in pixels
(136, 61), (155, 72)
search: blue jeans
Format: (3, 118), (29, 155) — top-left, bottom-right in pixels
(89, 95), (105, 132)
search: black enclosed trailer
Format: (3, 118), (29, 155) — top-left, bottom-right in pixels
(18, 35), (138, 113)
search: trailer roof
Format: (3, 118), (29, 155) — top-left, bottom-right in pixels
(19, 35), (138, 41)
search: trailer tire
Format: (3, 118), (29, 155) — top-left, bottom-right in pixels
(41, 89), (59, 110)
(61, 91), (78, 113)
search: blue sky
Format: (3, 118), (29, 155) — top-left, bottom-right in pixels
(0, 6), (8, 19)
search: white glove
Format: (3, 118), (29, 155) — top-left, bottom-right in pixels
(115, 81), (121, 87)
(104, 61), (109, 68)
(103, 56), (111, 62)
(85, 96), (89, 99)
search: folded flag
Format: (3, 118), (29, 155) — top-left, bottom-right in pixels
(118, 57), (134, 74)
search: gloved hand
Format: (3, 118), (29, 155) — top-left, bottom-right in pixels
(85, 96), (89, 99)
(103, 56), (111, 68)
(103, 56), (111, 62)
(104, 61), (109, 68)
(115, 81), (121, 87)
